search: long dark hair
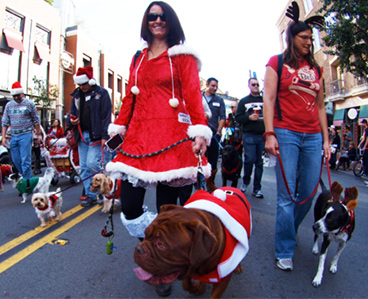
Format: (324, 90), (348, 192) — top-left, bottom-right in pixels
(283, 22), (318, 70)
(141, 1), (185, 48)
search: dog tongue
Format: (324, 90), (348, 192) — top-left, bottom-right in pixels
(134, 267), (153, 281)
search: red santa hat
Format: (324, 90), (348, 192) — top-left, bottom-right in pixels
(73, 66), (96, 86)
(10, 82), (24, 95)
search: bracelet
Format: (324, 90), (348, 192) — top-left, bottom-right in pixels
(262, 131), (277, 142)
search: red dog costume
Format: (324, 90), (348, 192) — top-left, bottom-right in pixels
(184, 187), (252, 283)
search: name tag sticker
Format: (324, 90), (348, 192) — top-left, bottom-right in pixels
(178, 113), (191, 124)
(213, 102), (220, 107)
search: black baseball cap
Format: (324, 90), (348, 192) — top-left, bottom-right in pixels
(361, 119), (367, 124)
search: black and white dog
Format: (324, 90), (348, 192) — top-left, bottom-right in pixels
(312, 181), (358, 287)
(221, 144), (242, 188)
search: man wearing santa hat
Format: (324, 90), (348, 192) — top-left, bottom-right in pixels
(69, 66), (112, 207)
(1, 82), (41, 180)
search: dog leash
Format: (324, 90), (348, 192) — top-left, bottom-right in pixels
(101, 179), (118, 255)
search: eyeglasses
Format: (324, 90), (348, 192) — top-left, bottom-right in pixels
(230, 106), (236, 108)
(251, 83), (259, 87)
(147, 13), (166, 22)
(297, 35), (314, 42)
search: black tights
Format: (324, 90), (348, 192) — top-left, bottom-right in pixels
(120, 180), (193, 220)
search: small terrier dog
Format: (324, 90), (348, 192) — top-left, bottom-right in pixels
(312, 181), (358, 287)
(31, 187), (63, 227)
(90, 173), (121, 213)
(10, 167), (55, 203)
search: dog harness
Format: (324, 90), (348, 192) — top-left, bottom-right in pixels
(37, 194), (59, 211)
(184, 187), (252, 283)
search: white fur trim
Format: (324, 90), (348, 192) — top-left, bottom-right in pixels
(11, 88), (24, 95)
(89, 78), (96, 86)
(184, 199), (250, 279)
(131, 86), (140, 95)
(108, 124), (126, 136)
(168, 44), (202, 71)
(187, 125), (212, 146)
(73, 74), (89, 85)
(213, 189), (227, 201)
(106, 161), (211, 184)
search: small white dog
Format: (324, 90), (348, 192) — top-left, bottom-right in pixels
(31, 187), (63, 227)
(90, 173), (121, 213)
(10, 167), (55, 203)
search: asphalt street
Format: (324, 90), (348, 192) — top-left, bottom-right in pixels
(0, 164), (367, 298)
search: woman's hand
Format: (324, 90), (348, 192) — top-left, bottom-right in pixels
(192, 136), (207, 158)
(265, 135), (279, 156)
(323, 140), (331, 161)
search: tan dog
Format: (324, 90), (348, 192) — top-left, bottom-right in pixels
(31, 187), (63, 227)
(133, 187), (252, 298)
(90, 173), (121, 213)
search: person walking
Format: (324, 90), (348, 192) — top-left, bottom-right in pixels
(1, 82), (41, 180)
(358, 119), (368, 175)
(69, 66), (112, 207)
(105, 2), (211, 296)
(329, 125), (340, 169)
(236, 77), (265, 198)
(203, 77), (226, 192)
(263, 2), (330, 271)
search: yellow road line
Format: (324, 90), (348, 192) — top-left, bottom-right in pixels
(0, 204), (100, 275)
(0, 205), (84, 256)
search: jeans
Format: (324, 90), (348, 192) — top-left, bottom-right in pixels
(11, 132), (33, 179)
(274, 128), (322, 259)
(78, 131), (103, 200)
(242, 133), (265, 191)
(207, 134), (221, 171)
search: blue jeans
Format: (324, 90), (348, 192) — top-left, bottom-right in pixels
(11, 132), (33, 179)
(242, 133), (265, 191)
(274, 128), (322, 259)
(78, 131), (103, 199)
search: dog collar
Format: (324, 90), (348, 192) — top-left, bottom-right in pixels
(38, 194), (58, 211)
(222, 160), (241, 174)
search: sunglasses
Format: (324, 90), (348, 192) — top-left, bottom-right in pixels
(251, 83), (259, 87)
(230, 106), (236, 108)
(147, 13), (166, 22)
(297, 35), (314, 42)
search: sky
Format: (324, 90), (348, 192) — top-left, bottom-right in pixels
(73, 0), (290, 99)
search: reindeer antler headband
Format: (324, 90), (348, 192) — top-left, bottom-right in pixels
(286, 1), (325, 36)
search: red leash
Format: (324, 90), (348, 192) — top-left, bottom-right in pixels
(276, 151), (331, 206)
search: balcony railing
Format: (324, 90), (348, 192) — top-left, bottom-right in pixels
(330, 79), (344, 96)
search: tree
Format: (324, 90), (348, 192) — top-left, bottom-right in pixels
(319, 0), (368, 78)
(28, 77), (59, 130)
(44, 0), (54, 4)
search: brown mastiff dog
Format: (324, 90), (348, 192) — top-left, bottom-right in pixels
(134, 187), (252, 298)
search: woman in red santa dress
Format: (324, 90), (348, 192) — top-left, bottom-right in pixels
(106, 2), (212, 242)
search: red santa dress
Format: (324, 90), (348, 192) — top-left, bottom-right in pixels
(106, 45), (212, 186)
(184, 187), (252, 283)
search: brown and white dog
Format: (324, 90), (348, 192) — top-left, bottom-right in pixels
(133, 187), (252, 298)
(31, 187), (63, 227)
(312, 181), (358, 287)
(90, 173), (121, 213)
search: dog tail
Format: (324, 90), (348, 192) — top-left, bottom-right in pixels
(319, 178), (328, 192)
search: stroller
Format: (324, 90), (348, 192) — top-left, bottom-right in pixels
(41, 134), (80, 185)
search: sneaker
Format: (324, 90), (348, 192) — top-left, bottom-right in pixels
(240, 183), (248, 193)
(97, 194), (104, 205)
(277, 258), (293, 271)
(252, 190), (264, 198)
(81, 197), (97, 207)
(80, 195), (87, 201)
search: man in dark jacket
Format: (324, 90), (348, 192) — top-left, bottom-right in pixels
(70, 66), (112, 207)
(236, 77), (265, 198)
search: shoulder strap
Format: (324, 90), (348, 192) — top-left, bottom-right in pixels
(133, 50), (142, 67)
(276, 54), (283, 121)
(128, 50), (142, 128)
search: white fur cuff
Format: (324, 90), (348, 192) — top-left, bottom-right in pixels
(108, 124), (126, 136)
(187, 125), (212, 146)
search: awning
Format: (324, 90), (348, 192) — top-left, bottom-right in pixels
(359, 105), (368, 120)
(333, 109), (344, 121)
(35, 42), (51, 61)
(2, 28), (25, 52)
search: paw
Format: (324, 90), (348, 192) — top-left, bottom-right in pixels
(101, 208), (109, 213)
(21, 198), (27, 204)
(40, 222), (46, 227)
(312, 245), (319, 255)
(330, 264), (337, 274)
(234, 264), (243, 274)
(312, 276), (322, 288)
(188, 281), (206, 295)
